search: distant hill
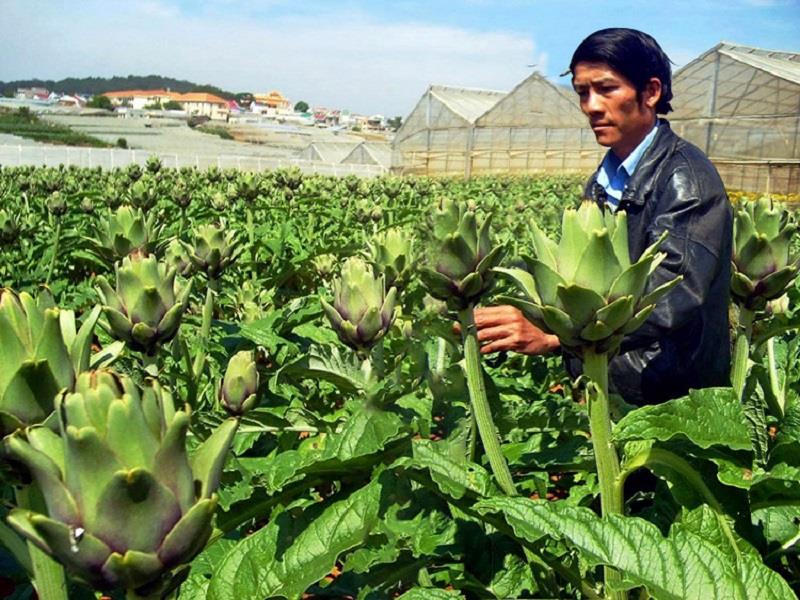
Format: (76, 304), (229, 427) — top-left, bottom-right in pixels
(0, 75), (237, 99)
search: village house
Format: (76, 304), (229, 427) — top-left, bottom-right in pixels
(102, 90), (230, 120)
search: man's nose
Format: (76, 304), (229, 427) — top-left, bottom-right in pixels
(583, 91), (604, 115)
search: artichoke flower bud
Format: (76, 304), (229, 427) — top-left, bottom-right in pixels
(219, 351), (259, 416)
(312, 253), (338, 279)
(731, 197), (798, 311)
(0, 288), (74, 437)
(96, 253), (193, 355)
(182, 222), (239, 281)
(367, 228), (414, 291)
(497, 202), (681, 356)
(128, 177), (159, 210)
(4, 369), (239, 594)
(0, 209), (22, 244)
(46, 191), (67, 217)
(419, 198), (504, 309)
(164, 238), (194, 277)
(321, 256), (398, 352)
(92, 205), (162, 264)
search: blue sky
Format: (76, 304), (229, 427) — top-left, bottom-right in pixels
(1, 0), (798, 116)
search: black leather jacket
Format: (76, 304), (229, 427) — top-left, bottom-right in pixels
(567, 120), (733, 405)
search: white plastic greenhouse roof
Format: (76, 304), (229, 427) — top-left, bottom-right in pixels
(429, 85), (507, 124)
(677, 42), (800, 86)
(719, 47), (800, 86)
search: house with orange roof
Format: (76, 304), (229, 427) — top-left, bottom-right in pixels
(251, 90), (292, 115)
(103, 90), (230, 120)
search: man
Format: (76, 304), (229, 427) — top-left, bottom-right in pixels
(473, 28), (733, 405)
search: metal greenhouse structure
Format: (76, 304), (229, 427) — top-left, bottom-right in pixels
(670, 42), (800, 193)
(391, 72), (604, 177)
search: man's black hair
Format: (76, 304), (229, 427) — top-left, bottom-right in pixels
(569, 28), (673, 114)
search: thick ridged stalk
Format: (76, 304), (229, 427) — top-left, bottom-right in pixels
(44, 219), (62, 287)
(582, 348), (624, 600)
(457, 305), (516, 497)
(731, 307), (754, 400)
(15, 487), (68, 600)
(191, 286), (216, 392)
(246, 206), (256, 282)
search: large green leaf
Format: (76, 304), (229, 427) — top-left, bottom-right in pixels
(404, 439), (500, 499)
(475, 497), (795, 600)
(177, 538), (236, 599)
(614, 388), (752, 451)
(396, 588), (465, 599)
(208, 479), (384, 600)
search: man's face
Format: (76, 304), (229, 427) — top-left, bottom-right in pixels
(571, 61), (660, 159)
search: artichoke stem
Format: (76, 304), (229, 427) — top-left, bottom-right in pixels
(731, 307), (754, 400)
(246, 206), (256, 282)
(457, 306), (517, 497)
(44, 219), (62, 287)
(582, 348), (625, 600)
(766, 338), (785, 417)
(14, 486), (68, 600)
(191, 287), (216, 391)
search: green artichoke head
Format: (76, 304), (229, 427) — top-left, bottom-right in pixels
(312, 253), (338, 279)
(4, 369), (239, 594)
(419, 198), (504, 308)
(46, 191), (67, 217)
(321, 256), (398, 352)
(164, 238), (194, 278)
(96, 253), (193, 355)
(731, 197), (798, 311)
(0, 208), (22, 244)
(367, 228), (414, 290)
(93, 205), (161, 264)
(219, 350), (260, 416)
(497, 201), (681, 356)
(0, 289), (74, 437)
(182, 222), (239, 281)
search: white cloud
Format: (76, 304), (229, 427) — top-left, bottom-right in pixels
(0, 2), (540, 116)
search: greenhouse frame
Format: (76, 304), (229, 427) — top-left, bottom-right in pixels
(391, 73), (605, 177)
(392, 42), (799, 193)
(670, 42), (800, 194)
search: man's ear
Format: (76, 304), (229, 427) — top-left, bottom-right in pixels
(644, 77), (662, 109)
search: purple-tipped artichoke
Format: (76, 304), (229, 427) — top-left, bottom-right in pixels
(419, 198), (503, 309)
(321, 257), (397, 352)
(4, 370), (239, 595)
(731, 197), (798, 311)
(96, 253), (192, 355)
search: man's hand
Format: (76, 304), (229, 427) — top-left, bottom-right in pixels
(454, 305), (560, 355)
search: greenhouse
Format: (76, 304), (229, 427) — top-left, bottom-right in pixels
(296, 141), (360, 163)
(669, 42), (800, 193)
(340, 141), (391, 169)
(391, 73), (604, 177)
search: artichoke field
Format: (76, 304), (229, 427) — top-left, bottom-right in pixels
(0, 166), (798, 600)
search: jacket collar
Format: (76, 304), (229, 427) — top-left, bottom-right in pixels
(589, 119), (679, 207)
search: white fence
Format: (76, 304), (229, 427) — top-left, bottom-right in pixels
(0, 144), (387, 177)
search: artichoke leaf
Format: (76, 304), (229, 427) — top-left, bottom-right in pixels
(494, 266), (541, 303)
(556, 284), (606, 330)
(190, 417), (239, 499)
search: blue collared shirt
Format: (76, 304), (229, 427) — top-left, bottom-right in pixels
(596, 120), (660, 211)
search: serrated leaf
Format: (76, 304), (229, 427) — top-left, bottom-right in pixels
(614, 388), (752, 451)
(283, 344), (369, 393)
(177, 538), (236, 599)
(409, 439), (499, 499)
(396, 588), (465, 600)
(475, 497), (795, 600)
(208, 478), (385, 600)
